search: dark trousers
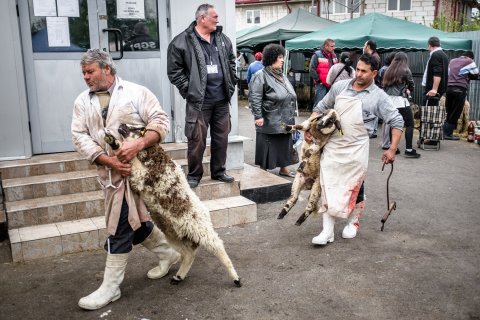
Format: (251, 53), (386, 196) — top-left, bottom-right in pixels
(356, 182), (365, 204)
(389, 106), (415, 150)
(187, 101), (230, 180)
(104, 196), (153, 254)
(445, 86), (467, 127)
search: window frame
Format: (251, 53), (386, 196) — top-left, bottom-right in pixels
(387, 0), (412, 11)
(246, 9), (261, 25)
(321, 0), (360, 15)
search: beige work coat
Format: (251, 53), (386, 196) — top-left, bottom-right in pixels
(71, 77), (169, 235)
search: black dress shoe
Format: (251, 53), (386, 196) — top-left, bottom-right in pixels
(212, 173), (234, 183)
(187, 177), (200, 188)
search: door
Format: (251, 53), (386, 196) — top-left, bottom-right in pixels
(18, 0), (172, 154)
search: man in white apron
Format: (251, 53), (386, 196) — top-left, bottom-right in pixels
(305, 54), (405, 245)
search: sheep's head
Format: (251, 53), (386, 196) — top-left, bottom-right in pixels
(104, 129), (121, 150)
(310, 109), (342, 140)
(118, 123), (146, 140)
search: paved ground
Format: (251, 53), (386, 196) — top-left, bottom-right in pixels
(0, 99), (479, 320)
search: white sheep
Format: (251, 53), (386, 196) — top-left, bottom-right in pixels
(104, 124), (241, 287)
(278, 109), (342, 225)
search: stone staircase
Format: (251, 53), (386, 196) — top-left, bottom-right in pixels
(0, 143), (259, 263)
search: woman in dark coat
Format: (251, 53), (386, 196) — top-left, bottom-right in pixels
(248, 44), (297, 177)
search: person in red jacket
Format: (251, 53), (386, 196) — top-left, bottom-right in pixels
(309, 38), (337, 107)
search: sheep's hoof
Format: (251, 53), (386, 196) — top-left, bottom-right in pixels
(170, 276), (183, 285)
(234, 278), (242, 287)
(295, 214), (307, 225)
(278, 209), (288, 219)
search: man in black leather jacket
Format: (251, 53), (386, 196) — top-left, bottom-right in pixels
(167, 3), (237, 188)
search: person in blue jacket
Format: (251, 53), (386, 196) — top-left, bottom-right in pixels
(247, 52), (264, 84)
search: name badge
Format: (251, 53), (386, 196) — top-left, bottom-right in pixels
(207, 64), (218, 74)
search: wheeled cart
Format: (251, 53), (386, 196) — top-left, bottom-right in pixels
(418, 96), (445, 151)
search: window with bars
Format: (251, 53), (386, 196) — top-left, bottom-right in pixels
(387, 0), (411, 11)
(320, 0), (360, 15)
(246, 10), (261, 24)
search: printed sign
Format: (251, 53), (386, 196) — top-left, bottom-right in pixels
(117, 0), (145, 19)
(47, 17), (71, 47)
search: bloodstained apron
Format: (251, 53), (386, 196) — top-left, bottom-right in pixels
(318, 95), (369, 219)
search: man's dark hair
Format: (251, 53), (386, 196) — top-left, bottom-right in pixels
(384, 51), (397, 66)
(262, 44), (286, 67)
(366, 40), (377, 52)
(358, 54), (379, 71)
(428, 36), (441, 47)
(463, 50), (474, 59)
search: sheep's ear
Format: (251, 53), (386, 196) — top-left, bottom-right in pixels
(118, 124), (129, 138)
(104, 129), (120, 150)
(299, 119), (311, 131)
(334, 120), (343, 135)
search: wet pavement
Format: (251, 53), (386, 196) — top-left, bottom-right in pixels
(0, 99), (479, 320)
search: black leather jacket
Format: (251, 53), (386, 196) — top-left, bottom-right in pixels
(249, 69), (297, 134)
(167, 22), (237, 111)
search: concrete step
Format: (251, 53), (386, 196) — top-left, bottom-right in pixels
(5, 190), (104, 229)
(163, 143), (210, 160)
(174, 156), (210, 176)
(0, 144), (208, 179)
(8, 195), (256, 262)
(229, 163), (293, 203)
(190, 177), (240, 201)
(2, 156), (213, 203)
(4, 175), (240, 229)
(0, 152), (94, 179)
(2, 169), (100, 202)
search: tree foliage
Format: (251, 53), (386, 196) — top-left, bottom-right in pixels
(432, 13), (480, 32)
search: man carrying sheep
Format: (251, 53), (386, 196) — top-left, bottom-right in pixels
(306, 54), (404, 245)
(71, 49), (180, 310)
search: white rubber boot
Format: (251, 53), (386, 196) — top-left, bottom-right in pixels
(78, 253), (129, 310)
(142, 226), (181, 279)
(312, 213), (335, 245)
(342, 201), (364, 239)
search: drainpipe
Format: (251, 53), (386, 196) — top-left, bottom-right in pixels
(285, 0), (291, 13)
(434, 0), (439, 19)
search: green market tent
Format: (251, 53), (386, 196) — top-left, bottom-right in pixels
(285, 13), (472, 52)
(236, 25), (261, 39)
(237, 8), (336, 48)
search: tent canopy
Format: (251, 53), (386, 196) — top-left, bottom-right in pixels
(237, 8), (336, 48)
(236, 25), (261, 39)
(285, 13), (472, 52)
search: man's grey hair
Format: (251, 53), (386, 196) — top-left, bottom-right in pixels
(80, 49), (117, 75)
(195, 3), (214, 22)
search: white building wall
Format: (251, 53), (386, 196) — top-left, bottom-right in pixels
(0, 0), (32, 160)
(235, 0), (437, 31)
(236, 3), (309, 30)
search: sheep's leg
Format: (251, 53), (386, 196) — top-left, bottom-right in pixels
(204, 236), (241, 287)
(295, 177), (321, 226)
(171, 245), (197, 285)
(278, 172), (304, 219)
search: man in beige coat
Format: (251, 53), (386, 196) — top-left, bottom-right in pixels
(71, 49), (180, 310)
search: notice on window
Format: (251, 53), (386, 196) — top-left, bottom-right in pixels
(47, 17), (71, 47)
(117, 0), (145, 19)
(33, 0), (57, 16)
(57, 0), (80, 17)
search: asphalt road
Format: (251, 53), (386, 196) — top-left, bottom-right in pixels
(0, 100), (479, 320)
